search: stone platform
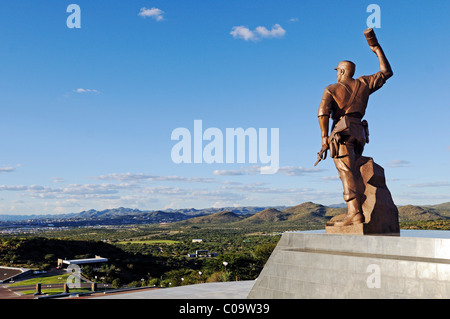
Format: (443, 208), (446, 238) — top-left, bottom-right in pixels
(325, 157), (400, 236)
(247, 230), (450, 298)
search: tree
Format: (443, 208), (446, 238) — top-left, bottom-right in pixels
(44, 253), (55, 262)
(112, 278), (122, 289)
(254, 242), (277, 265)
(82, 265), (94, 280)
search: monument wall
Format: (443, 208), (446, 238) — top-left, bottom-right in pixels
(247, 231), (450, 298)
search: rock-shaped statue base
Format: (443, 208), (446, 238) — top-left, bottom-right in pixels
(326, 156), (400, 236)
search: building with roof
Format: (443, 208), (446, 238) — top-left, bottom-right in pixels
(187, 250), (218, 258)
(57, 256), (108, 269)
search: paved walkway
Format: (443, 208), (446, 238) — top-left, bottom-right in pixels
(92, 280), (255, 299)
(0, 284), (35, 299)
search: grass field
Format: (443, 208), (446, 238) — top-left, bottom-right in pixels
(9, 273), (76, 287)
(9, 273), (103, 295)
(21, 287), (92, 295)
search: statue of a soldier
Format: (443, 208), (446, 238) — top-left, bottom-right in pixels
(317, 29), (393, 227)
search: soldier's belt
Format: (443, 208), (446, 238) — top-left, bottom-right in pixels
(328, 116), (368, 158)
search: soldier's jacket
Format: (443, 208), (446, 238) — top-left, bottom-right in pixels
(318, 71), (386, 120)
(318, 71), (386, 158)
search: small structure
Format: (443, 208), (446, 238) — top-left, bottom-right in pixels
(34, 283), (42, 295)
(192, 239), (204, 243)
(248, 230), (450, 299)
(187, 250), (218, 258)
(196, 250), (209, 257)
(57, 255), (108, 269)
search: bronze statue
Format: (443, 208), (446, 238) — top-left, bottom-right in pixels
(316, 29), (393, 228)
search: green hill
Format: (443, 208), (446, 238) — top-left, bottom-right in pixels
(175, 201), (450, 229)
(282, 202), (327, 218)
(398, 205), (446, 221)
(280, 202), (334, 226)
(179, 211), (243, 224)
(239, 208), (289, 224)
(164, 200), (450, 232)
(234, 202), (336, 229)
(176, 202), (336, 229)
(425, 202), (450, 217)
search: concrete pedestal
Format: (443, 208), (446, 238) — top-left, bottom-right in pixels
(247, 230), (450, 298)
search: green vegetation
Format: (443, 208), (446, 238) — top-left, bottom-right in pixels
(117, 239), (180, 245)
(400, 219), (450, 230)
(0, 226), (280, 290)
(1, 201), (449, 292)
(20, 287), (92, 296)
(9, 274), (72, 286)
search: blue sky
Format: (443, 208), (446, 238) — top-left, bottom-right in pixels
(0, 0), (448, 215)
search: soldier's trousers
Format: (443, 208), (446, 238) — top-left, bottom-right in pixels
(333, 137), (365, 214)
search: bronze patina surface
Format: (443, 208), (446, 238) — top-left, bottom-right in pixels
(316, 29), (399, 235)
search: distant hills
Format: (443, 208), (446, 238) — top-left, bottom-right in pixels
(0, 202), (449, 229)
(237, 202), (339, 228)
(177, 202), (450, 230)
(180, 211), (244, 224)
(397, 204), (450, 221)
(243, 208), (289, 224)
(0, 206), (287, 222)
(0, 205), (288, 228)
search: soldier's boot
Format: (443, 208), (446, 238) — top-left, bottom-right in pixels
(334, 193), (364, 227)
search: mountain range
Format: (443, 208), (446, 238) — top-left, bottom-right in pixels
(0, 202), (449, 228)
(176, 202), (450, 230)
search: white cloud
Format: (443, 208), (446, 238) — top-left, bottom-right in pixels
(220, 184), (313, 194)
(321, 176), (340, 181)
(255, 24), (286, 38)
(0, 167), (15, 173)
(387, 160), (411, 168)
(0, 175), (344, 214)
(214, 166), (261, 176)
(74, 88), (100, 94)
(0, 185), (27, 191)
(138, 7), (164, 21)
(230, 24), (286, 41)
(94, 173), (216, 183)
(230, 26), (256, 41)
(0, 183), (139, 200)
(214, 165), (322, 176)
(213, 170), (245, 176)
(407, 181), (450, 188)
(278, 166), (323, 176)
(138, 186), (247, 204)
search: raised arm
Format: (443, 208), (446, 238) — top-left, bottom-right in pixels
(364, 29), (393, 80)
(370, 45), (393, 80)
